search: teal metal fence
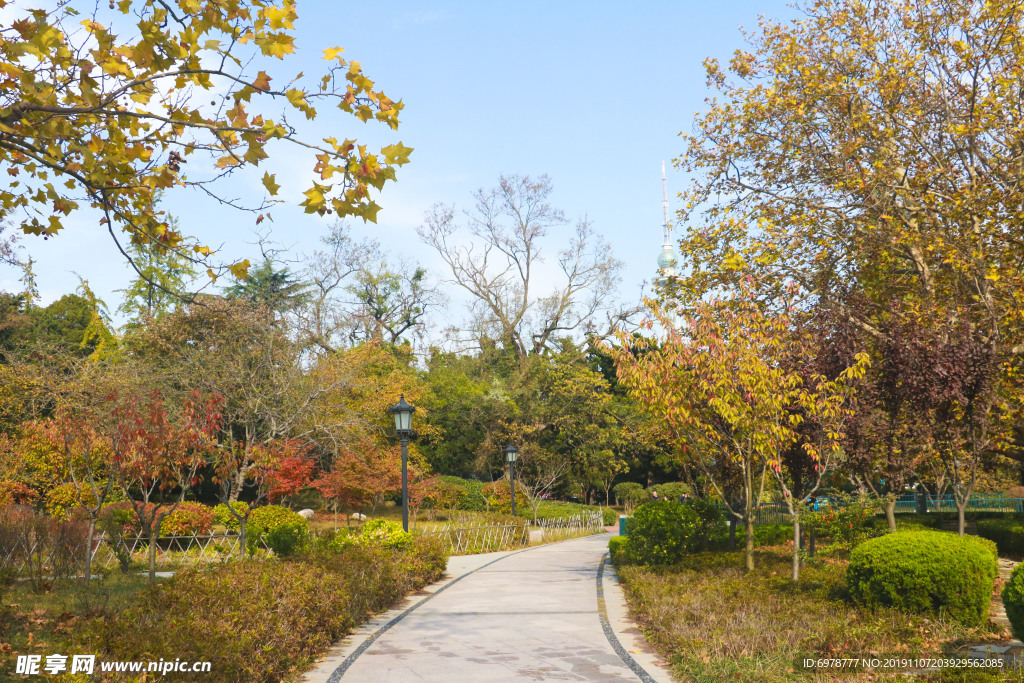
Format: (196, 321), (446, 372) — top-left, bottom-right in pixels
(619, 495), (1024, 531)
(710, 502), (791, 525)
(893, 493), (1024, 513)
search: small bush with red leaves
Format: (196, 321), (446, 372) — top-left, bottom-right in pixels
(159, 502), (215, 537)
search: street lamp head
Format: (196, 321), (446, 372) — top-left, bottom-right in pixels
(504, 444), (518, 463)
(391, 394), (416, 435)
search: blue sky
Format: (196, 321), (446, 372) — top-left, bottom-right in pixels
(1, 0), (796, 328)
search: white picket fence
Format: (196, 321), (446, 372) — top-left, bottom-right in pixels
(0, 531), (271, 577)
(535, 511), (605, 541)
(420, 521), (529, 554)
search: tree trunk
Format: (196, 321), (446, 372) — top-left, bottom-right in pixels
(229, 471), (244, 503)
(744, 460), (755, 571)
(745, 514), (755, 571)
(792, 517), (801, 582)
(147, 527), (157, 584)
(84, 517), (96, 585)
(239, 518), (248, 559)
(957, 500), (967, 536)
(884, 497), (897, 532)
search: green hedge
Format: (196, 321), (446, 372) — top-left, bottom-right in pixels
(608, 536), (629, 565)
(649, 482), (690, 502)
(247, 505), (309, 556)
(626, 501), (700, 565)
(1003, 564), (1024, 639)
(613, 482), (646, 511)
(847, 530), (997, 626)
(977, 518), (1024, 556)
(733, 523), (793, 548)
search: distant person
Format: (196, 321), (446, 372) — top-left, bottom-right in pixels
(679, 493), (690, 503)
(651, 490), (659, 501)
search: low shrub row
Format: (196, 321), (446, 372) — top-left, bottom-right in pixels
(977, 517), (1024, 556)
(95, 535), (447, 682)
(614, 500), (795, 567)
(612, 481), (691, 512)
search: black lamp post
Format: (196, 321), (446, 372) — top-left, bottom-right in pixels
(391, 394), (416, 532)
(504, 444), (518, 517)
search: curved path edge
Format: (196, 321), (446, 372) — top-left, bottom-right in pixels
(301, 535), (673, 683)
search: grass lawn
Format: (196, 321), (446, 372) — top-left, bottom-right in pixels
(616, 546), (1020, 682)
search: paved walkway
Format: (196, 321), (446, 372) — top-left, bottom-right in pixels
(302, 533), (674, 682)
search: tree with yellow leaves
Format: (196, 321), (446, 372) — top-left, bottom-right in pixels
(612, 284), (868, 577)
(668, 0), (1024, 529)
(0, 0), (411, 283)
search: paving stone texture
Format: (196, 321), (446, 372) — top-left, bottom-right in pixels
(303, 532), (673, 683)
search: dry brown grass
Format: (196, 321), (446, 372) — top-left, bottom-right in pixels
(617, 547), (1016, 682)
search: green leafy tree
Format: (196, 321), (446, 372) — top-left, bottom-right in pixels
(224, 256), (309, 319)
(117, 217), (197, 322)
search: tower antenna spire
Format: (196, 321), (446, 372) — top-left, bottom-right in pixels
(661, 160), (671, 245)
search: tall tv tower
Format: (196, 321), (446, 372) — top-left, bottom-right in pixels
(656, 161), (678, 281)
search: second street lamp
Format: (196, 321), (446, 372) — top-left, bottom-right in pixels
(504, 444), (518, 517)
(391, 394), (416, 532)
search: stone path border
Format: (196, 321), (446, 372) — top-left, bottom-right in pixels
(596, 554), (658, 683)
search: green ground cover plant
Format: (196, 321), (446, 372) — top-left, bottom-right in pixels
(847, 531), (997, 626)
(615, 546), (1008, 683)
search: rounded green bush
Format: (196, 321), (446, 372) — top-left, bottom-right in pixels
(438, 476), (487, 511)
(265, 522), (308, 557)
(847, 530), (997, 626)
(608, 536), (629, 565)
(613, 482), (646, 511)
(358, 519), (413, 550)
(246, 505), (308, 556)
(653, 482), (691, 502)
(213, 502), (250, 532)
(626, 500), (700, 566)
(1002, 564), (1024, 639)
(248, 504), (306, 533)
